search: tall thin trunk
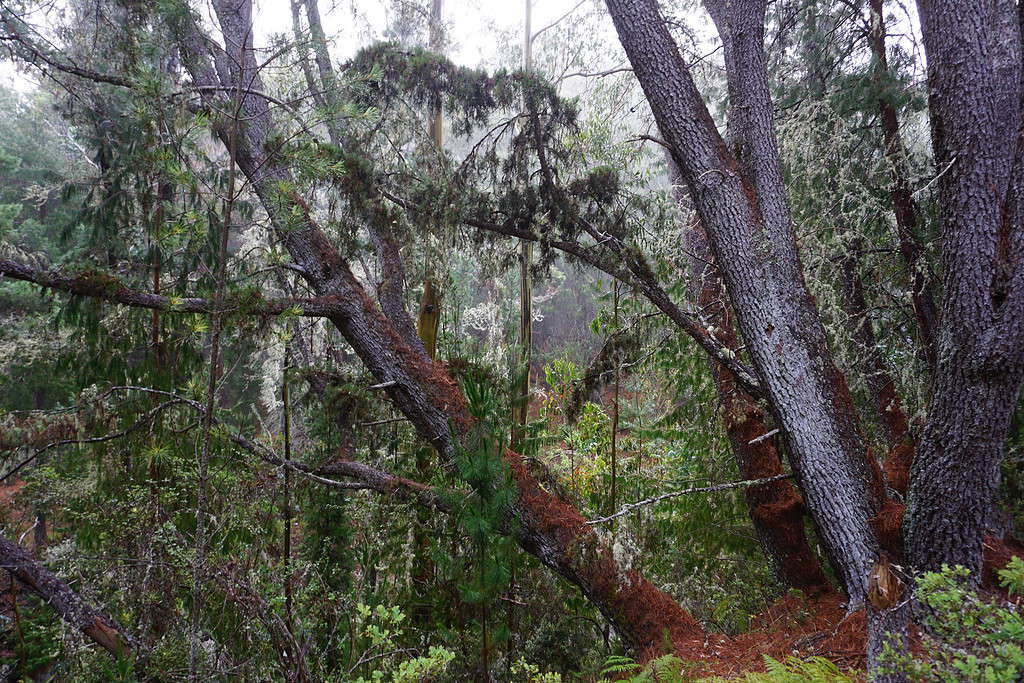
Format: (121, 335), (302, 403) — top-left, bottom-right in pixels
(512, 0), (534, 453)
(867, 0), (939, 371)
(282, 356), (294, 635)
(412, 0), (444, 622)
(609, 282), (619, 525)
(189, 26), (242, 679)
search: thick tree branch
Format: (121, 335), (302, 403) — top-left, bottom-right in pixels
(378, 188), (765, 397)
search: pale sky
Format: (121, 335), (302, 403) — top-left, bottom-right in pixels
(0, 0), (601, 90)
(1, 0), (922, 97)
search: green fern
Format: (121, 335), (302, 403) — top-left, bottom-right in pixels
(696, 655), (855, 682)
(601, 654), (641, 677)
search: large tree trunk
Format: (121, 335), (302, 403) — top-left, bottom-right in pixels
(606, 0), (883, 606)
(906, 0), (1024, 579)
(671, 159), (828, 591)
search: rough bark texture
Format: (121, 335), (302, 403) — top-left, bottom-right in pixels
(0, 534), (136, 657)
(607, 0), (882, 604)
(906, 0), (1024, 579)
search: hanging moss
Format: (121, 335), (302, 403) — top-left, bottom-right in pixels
(346, 43), (577, 137)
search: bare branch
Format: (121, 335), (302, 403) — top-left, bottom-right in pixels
(530, 0), (589, 43)
(558, 66), (633, 81)
(586, 474), (793, 525)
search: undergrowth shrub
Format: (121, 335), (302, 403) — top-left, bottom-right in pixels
(878, 559), (1024, 682)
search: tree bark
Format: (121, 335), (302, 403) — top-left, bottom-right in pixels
(0, 534), (136, 657)
(672, 159), (828, 591)
(606, 0), (884, 606)
(906, 0), (1024, 579)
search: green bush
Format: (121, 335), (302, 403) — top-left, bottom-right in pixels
(878, 560), (1024, 682)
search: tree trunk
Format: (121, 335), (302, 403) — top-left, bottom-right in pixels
(867, 0), (939, 371)
(906, 0), (1024, 579)
(606, 0), (883, 606)
(672, 159), (829, 591)
(412, 0), (445, 619)
(838, 241), (914, 496)
(172, 0), (705, 653)
(512, 0), (534, 453)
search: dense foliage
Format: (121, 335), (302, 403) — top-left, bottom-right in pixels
(0, 0), (1021, 681)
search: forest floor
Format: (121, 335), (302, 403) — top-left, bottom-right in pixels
(687, 590), (877, 678)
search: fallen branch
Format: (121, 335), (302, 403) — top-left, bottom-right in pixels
(586, 473), (794, 525)
(0, 534), (137, 657)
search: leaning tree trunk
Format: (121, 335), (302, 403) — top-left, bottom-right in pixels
(606, 0), (884, 607)
(608, 1), (913, 674)
(171, 0), (707, 655)
(671, 158), (829, 591)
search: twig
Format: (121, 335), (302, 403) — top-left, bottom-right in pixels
(912, 156), (957, 197)
(585, 473), (794, 525)
(0, 399), (187, 482)
(747, 428), (780, 445)
(359, 417), (408, 427)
